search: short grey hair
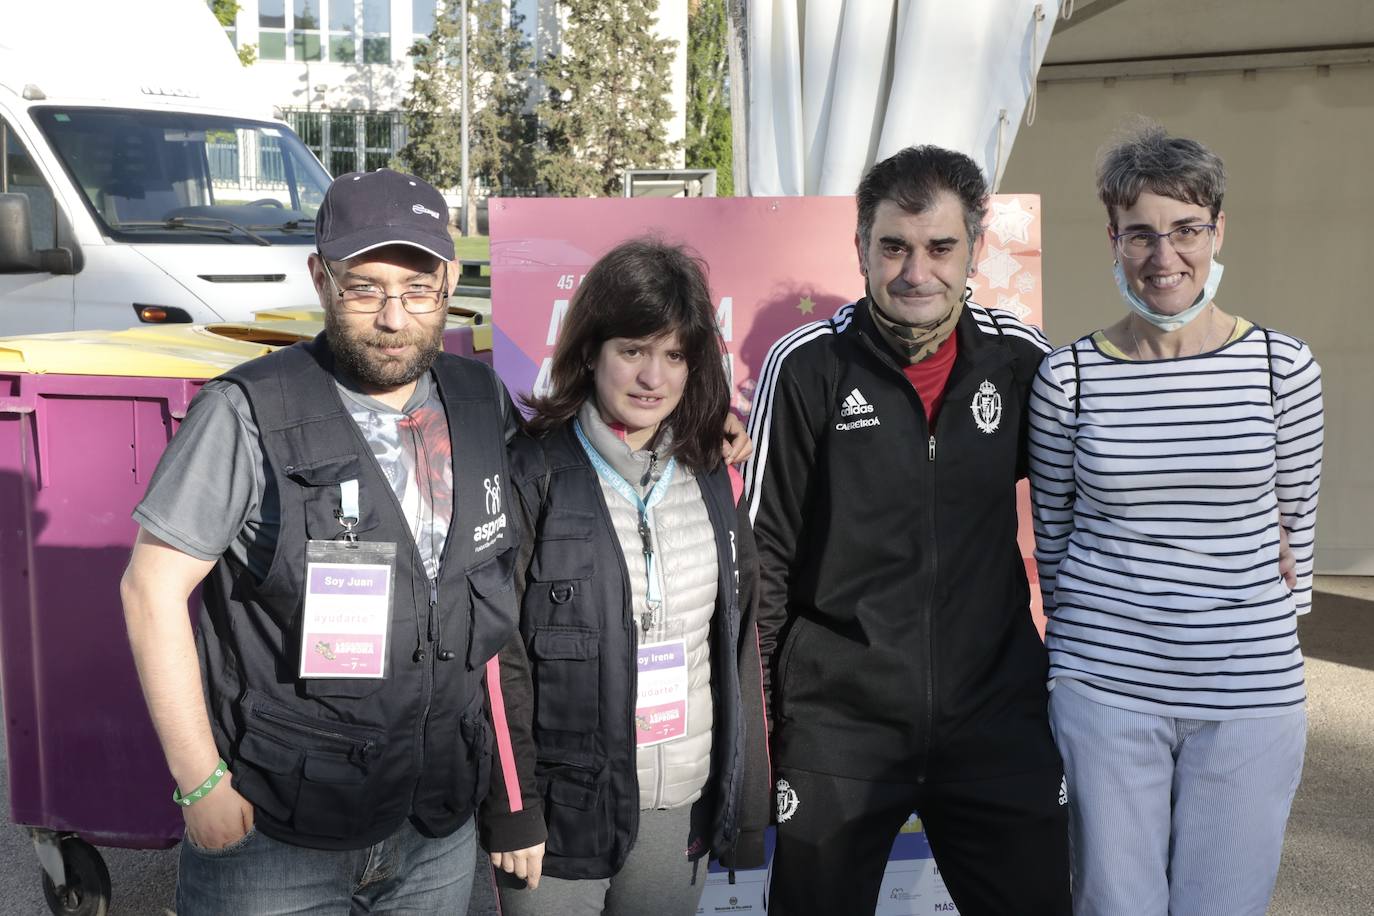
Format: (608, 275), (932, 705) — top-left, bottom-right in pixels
(1096, 120), (1226, 229)
(856, 146), (989, 251)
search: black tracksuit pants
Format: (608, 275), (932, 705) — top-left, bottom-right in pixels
(766, 764), (1071, 916)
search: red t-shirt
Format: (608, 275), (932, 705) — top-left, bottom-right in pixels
(901, 332), (958, 428)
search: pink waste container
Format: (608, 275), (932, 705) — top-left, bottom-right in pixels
(0, 318), (490, 915)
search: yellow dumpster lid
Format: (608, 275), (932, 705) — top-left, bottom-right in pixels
(447, 301), (492, 352)
(252, 304), (492, 352)
(0, 322), (317, 379)
(253, 308), (326, 322)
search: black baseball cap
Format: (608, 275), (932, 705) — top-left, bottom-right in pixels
(315, 169), (455, 262)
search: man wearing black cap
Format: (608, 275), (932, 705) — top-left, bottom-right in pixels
(121, 170), (547, 913)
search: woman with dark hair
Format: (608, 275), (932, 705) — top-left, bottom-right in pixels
(481, 237), (772, 915)
(1028, 123), (1323, 915)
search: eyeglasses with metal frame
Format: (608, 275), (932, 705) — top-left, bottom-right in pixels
(1112, 223), (1217, 260)
(321, 260), (450, 314)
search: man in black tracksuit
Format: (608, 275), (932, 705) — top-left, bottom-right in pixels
(743, 147), (1070, 914)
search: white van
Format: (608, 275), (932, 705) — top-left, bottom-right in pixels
(0, 0), (331, 335)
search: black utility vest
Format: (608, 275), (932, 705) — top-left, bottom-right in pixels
(511, 423), (746, 879)
(200, 335), (518, 850)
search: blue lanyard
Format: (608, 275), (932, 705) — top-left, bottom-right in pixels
(574, 420), (676, 629)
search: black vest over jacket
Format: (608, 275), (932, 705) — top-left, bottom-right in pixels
(509, 423), (747, 879)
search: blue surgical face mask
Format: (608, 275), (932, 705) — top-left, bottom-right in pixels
(1113, 250), (1224, 333)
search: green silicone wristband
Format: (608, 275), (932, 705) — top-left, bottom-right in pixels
(173, 759), (228, 808)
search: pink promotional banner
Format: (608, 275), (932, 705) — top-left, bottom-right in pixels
(489, 194), (1046, 626)
(491, 194), (1047, 913)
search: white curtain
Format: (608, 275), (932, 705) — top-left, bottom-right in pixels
(746, 0), (1064, 196)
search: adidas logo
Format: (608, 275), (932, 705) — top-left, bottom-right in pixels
(835, 388), (881, 432)
(840, 388), (875, 417)
(1058, 775), (1068, 807)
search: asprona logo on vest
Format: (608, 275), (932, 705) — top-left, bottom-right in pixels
(473, 475), (507, 551)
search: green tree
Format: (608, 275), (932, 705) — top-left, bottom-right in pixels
(469, 0), (537, 193)
(685, 0), (731, 195)
(537, 0), (678, 197)
(396, 0), (535, 216)
(208, 0), (258, 67)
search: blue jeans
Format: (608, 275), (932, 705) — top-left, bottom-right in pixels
(176, 815), (477, 915)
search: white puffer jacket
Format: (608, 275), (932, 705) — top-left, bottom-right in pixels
(578, 402), (717, 810)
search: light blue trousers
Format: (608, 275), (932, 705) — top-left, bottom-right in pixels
(1050, 683), (1305, 916)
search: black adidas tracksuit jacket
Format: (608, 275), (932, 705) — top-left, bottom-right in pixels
(743, 299), (1061, 784)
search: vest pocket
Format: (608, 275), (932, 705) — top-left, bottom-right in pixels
(288, 456), (381, 543)
(236, 690), (387, 840)
(528, 537), (595, 582)
(301, 676), (386, 700)
(530, 626), (600, 734)
(460, 707), (492, 810)
(466, 546), (519, 670)
(538, 762), (611, 859)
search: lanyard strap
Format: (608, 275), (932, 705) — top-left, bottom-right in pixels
(574, 420), (676, 614)
(337, 479), (360, 542)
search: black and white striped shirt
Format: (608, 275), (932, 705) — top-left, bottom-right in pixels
(1027, 322), (1323, 718)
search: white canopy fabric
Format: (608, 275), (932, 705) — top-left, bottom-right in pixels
(746, 0), (1067, 196)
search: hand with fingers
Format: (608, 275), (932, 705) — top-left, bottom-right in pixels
(182, 772), (255, 851)
(491, 842), (546, 889)
(721, 411), (754, 465)
(1278, 525), (1296, 590)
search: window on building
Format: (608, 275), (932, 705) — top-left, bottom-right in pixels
(362, 0), (391, 63)
(329, 0), (356, 62)
(514, 0), (537, 47)
(259, 0), (287, 59)
(413, 0), (436, 41)
(292, 0), (323, 61)
(257, 0), (396, 65)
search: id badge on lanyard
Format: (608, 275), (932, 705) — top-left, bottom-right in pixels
(299, 479), (398, 679)
(635, 618), (689, 747)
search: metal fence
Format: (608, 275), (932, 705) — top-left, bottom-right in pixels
(283, 109), (407, 177)
(206, 136), (293, 191)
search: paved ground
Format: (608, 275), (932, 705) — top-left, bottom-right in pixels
(2, 577), (1369, 914)
(1269, 576), (1374, 916)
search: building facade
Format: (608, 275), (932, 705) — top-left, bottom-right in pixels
(220, 0), (686, 186)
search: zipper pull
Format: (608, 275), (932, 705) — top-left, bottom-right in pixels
(642, 608), (654, 635)
(425, 578), (438, 642)
(928, 435), (936, 462)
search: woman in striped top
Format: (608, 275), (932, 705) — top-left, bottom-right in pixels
(1028, 124), (1323, 916)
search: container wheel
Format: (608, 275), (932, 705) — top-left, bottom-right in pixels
(40, 835), (111, 916)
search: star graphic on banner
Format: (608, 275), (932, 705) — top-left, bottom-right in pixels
(797, 296), (816, 315)
(977, 245), (1022, 290)
(986, 198), (1034, 245)
(1016, 272), (1037, 294)
(996, 293), (1032, 321)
